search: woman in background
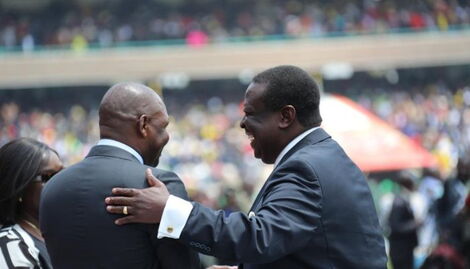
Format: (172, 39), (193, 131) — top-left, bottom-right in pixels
(0, 138), (63, 268)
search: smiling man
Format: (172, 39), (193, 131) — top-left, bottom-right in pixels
(105, 66), (387, 269)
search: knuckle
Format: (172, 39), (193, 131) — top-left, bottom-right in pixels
(130, 197), (138, 205)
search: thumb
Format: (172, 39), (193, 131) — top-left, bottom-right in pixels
(146, 168), (163, 187)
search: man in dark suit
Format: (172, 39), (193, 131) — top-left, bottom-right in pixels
(105, 66), (387, 268)
(40, 82), (199, 269)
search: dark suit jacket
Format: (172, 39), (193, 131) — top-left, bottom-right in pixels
(39, 145), (200, 269)
(179, 128), (387, 268)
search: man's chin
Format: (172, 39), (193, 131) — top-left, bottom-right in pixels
(144, 156), (160, 167)
(256, 153), (276, 164)
(261, 157), (275, 165)
(151, 158), (160, 167)
(254, 152), (267, 163)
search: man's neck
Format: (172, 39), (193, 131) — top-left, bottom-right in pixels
(97, 138), (144, 164)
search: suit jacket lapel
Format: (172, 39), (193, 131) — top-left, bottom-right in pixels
(248, 128), (331, 212)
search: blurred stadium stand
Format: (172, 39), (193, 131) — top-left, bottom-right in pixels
(1, 30), (470, 88)
(1, 0), (470, 88)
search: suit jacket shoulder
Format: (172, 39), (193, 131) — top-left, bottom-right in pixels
(40, 145), (200, 269)
(180, 128), (386, 269)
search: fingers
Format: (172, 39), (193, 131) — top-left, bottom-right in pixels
(114, 215), (137, 225)
(106, 205), (131, 215)
(145, 168), (164, 187)
(111, 187), (137, 196)
(105, 196), (133, 206)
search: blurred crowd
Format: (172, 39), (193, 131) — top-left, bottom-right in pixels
(347, 77), (470, 267)
(1, 73), (470, 267)
(1, 0), (470, 50)
(0, 93), (260, 214)
(1, 80), (469, 194)
(373, 165), (470, 268)
(354, 83), (470, 177)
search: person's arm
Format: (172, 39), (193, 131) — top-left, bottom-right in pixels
(106, 161), (322, 264)
(145, 169), (201, 269)
(105, 169), (178, 224)
(178, 160), (322, 263)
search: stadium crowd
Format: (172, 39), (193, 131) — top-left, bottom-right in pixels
(1, 69), (470, 266)
(1, 0), (470, 50)
(1, 77), (469, 197)
(354, 83), (470, 176)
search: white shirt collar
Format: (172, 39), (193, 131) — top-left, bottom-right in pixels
(274, 127), (320, 167)
(97, 139), (144, 164)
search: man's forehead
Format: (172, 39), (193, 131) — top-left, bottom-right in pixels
(247, 82), (267, 98)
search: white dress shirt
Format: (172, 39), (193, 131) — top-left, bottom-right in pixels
(157, 127), (320, 239)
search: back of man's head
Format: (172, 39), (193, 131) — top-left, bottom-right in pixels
(252, 65), (322, 127)
(98, 82), (168, 165)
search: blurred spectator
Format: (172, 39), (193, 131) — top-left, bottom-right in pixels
(436, 156), (470, 246)
(419, 156), (470, 269)
(388, 171), (423, 269)
(461, 195), (470, 266)
(420, 243), (466, 269)
(418, 168), (444, 252)
(186, 29), (209, 47)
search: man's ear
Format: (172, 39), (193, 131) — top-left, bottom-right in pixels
(138, 115), (149, 137)
(279, 105), (296, 129)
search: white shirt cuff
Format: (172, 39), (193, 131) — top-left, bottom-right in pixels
(157, 195), (193, 239)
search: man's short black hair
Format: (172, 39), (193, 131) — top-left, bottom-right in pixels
(252, 65), (322, 127)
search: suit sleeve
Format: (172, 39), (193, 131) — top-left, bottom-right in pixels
(179, 159), (323, 264)
(151, 169), (201, 269)
(155, 169), (190, 199)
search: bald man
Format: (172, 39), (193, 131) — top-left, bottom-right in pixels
(40, 83), (200, 269)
